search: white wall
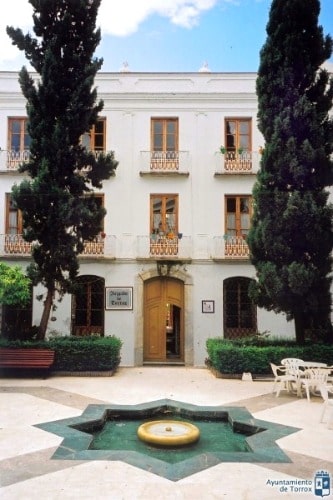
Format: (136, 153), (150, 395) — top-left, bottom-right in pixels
(1, 71), (318, 366)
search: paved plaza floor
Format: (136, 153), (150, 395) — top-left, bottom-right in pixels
(0, 367), (332, 499)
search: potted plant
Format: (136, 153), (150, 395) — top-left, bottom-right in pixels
(219, 146), (226, 154)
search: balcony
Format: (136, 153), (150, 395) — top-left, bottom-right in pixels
(0, 150), (30, 171)
(0, 234), (116, 258)
(140, 151), (190, 176)
(137, 235), (192, 259)
(2, 234), (32, 255)
(0, 149), (113, 172)
(212, 235), (250, 259)
(80, 234), (116, 258)
(214, 151), (260, 175)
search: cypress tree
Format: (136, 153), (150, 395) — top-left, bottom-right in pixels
(7, 0), (118, 339)
(247, 0), (333, 344)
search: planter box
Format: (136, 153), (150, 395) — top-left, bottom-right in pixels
(52, 369), (116, 377)
(208, 366), (242, 379)
(208, 366), (272, 381)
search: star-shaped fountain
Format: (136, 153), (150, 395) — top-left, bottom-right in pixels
(36, 399), (299, 481)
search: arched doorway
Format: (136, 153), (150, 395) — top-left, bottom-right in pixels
(72, 275), (105, 336)
(223, 277), (257, 339)
(144, 277), (184, 363)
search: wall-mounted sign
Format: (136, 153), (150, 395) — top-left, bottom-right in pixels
(105, 287), (133, 310)
(202, 300), (215, 313)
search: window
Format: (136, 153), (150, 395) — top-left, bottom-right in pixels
(4, 194), (31, 254)
(80, 194), (105, 256)
(72, 275), (105, 336)
(6, 194), (23, 235)
(150, 195), (179, 256)
(8, 118), (31, 152)
(81, 118), (106, 152)
(225, 118), (251, 153)
(224, 277), (257, 338)
(150, 195), (178, 237)
(84, 194), (104, 223)
(150, 118), (179, 171)
(225, 196), (252, 237)
(151, 118), (178, 152)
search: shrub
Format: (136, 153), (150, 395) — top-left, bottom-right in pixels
(206, 337), (333, 375)
(49, 336), (122, 371)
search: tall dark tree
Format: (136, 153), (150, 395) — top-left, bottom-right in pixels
(7, 0), (118, 339)
(247, 0), (333, 344)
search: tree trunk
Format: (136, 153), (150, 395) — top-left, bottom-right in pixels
(294, 311), (305, 345)
(37, 288), (54, 340)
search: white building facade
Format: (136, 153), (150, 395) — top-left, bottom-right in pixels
(0, 71), (298, 366)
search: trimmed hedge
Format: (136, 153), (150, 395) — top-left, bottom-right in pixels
(0, 335), (122, 372)
(206, 337), (333, 375)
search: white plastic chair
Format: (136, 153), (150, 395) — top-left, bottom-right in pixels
(319, 385), (333, 427)
(270, 362), (298, 397)
(300, 368), (329, 402)
(280, 358), (305, 396)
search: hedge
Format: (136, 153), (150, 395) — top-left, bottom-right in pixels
(206, 337), (333, 375)
(0, 335), (122, 372)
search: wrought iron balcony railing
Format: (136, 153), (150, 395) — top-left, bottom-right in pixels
(1, 233), (250, 260)
(215, 151), (260, 174)
(137, 234), (191, 259)
(212, 235), (250, 259)
(150, 235), (178, 256)
(0, 150), (31, 171)
(0, 234), (116, 257)
(0, 149), (113, 171)
(3, 234), (32, 255)
(140, 151), (190, 173)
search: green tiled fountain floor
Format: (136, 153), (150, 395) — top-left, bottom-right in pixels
(37, 399), (299, 481)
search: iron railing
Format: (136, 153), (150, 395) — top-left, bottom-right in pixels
(140, 151), (190, 173)
(213, 235), (250, 259)
(0, 150), (30, 171)
(0, 149), (113, 171)
(137, 234), (191, 259)
(215, 151), (261, 174)
(0, 233), (116, 257)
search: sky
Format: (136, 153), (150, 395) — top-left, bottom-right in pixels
(0, 0), (332, 73)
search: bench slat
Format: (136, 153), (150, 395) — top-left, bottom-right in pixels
(0, 348), (55, 370)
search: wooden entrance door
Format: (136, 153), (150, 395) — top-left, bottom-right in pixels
(72, 275), (105, 336)
(144, 277), (184, 362)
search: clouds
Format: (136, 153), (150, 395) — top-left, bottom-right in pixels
(0, 0), (34, 69)
(98, 0), (219, 36)
(0, 0), (221, 68)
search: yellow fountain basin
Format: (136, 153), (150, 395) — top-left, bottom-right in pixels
(137, 420), (200, 447)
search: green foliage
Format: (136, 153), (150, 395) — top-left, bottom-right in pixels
(49, 336), (122, 371)
(0, 263), (31, 306)
(1, 326), (38, 342)
(206, 337), (333, 375)
(0, 336), (122, 372)
(248, 0), (333, 344)
(6, 0), (118, 339)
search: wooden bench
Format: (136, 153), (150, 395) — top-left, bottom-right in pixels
(0, 348), (55, 377)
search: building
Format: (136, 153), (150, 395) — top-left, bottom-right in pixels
(0, 70), (302, 366)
